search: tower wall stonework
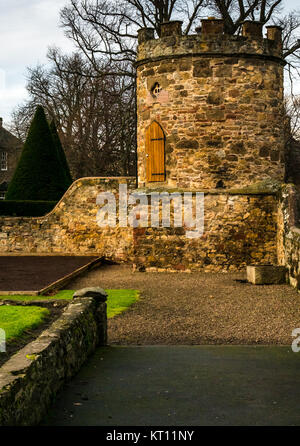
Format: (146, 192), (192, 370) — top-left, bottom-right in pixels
(136, 20), (285, 190)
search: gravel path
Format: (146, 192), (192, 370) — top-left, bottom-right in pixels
(69, 264), (300, 345)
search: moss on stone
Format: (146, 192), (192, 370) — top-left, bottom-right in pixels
(135, 179), (281, 196)
(25, 354), (38, 361)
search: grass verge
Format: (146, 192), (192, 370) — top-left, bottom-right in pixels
(0, 306), (50, 341)
(0, 290), (74, 301)
(106, 289), (139, 318)
(0, 289), (139, 319)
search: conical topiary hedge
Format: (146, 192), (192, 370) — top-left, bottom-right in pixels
(6, 106), (70, 201)
(50, 119), (72, 186)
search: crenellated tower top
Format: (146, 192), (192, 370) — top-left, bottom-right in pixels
(137, 19), (283, 67)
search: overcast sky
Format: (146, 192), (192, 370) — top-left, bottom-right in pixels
(0, 0), (74, 124)
(0, 0), (299, 125)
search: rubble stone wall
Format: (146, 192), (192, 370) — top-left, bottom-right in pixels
(136, 21), (285, 190)
(0, 295), (107, 426)
(133, 190), (278, 272)
(0, 176), (278, 271)
(277, 184), (300, 288)
(0, 177), (136, 261)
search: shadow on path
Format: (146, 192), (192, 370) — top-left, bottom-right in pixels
(42, 345), (300, 426)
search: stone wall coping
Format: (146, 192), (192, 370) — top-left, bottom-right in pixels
(0, 176), (136, 222)
(0, 295), (107, 426)
(0, 297), (92, 378)
(135, 187), (278, 196)
(137, 31), (277, 45)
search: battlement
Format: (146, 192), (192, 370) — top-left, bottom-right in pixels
(137, 19), (283, 65)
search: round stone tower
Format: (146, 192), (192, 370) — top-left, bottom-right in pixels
(136, 19), (285, 190)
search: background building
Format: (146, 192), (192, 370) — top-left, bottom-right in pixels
(0, 118), (22, 199)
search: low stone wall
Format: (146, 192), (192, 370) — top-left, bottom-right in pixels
(0, 177), (136, 261)
(277, 184), (300, 288)
(0, 295), (107, 426)
(0, 176), (279, 271)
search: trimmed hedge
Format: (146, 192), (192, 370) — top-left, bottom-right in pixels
(6, 106), (70, 201)
(50, 120), (73, 185)
(0, 200), (57, 217)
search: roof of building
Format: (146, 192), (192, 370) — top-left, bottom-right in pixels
(0, 118), (22, 150)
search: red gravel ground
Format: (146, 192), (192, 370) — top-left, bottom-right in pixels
(0, 256), (98, 291)
(69, 264), (300, 345)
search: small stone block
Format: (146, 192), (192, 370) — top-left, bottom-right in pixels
(266, 26), (283, 43)
(73, 287), (108, 302)
(242, 21), (263, 39)
(201, 18), (224, 35)
(160, 21), (183, 37)
(138, 27), (155, 44)
(246, 265), (287, 285)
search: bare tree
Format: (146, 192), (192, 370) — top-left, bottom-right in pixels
(209, 0), (284, 33)
(59, 0), (300, 149)
(284, 94), (300, 184)
(60, 0), (209, 77)
(284, 95), (300, 142)
(60, 0), (300, 78)
(10, 49), (136, 179)
(275, 11), (300, 98)
(10, 1), (300, 181)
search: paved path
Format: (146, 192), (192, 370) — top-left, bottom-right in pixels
(43, 345), (300, 426)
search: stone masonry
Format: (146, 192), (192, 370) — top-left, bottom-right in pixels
(0, 177), (136, 261)
(133, 190), (278, 272)
(0, 177), (277, 272)
(136, 19), (285, 190)
(0, 293), (107, 426)
(277, 184), (300, 288)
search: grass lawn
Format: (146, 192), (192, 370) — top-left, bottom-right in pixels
(0, 306), (50, 342)
(0, 289), (139, 319)
(105, 289), (139, 318)
(0, 290), (74, 302)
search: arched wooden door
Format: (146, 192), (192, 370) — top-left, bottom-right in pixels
(145, 121), (165, 182)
